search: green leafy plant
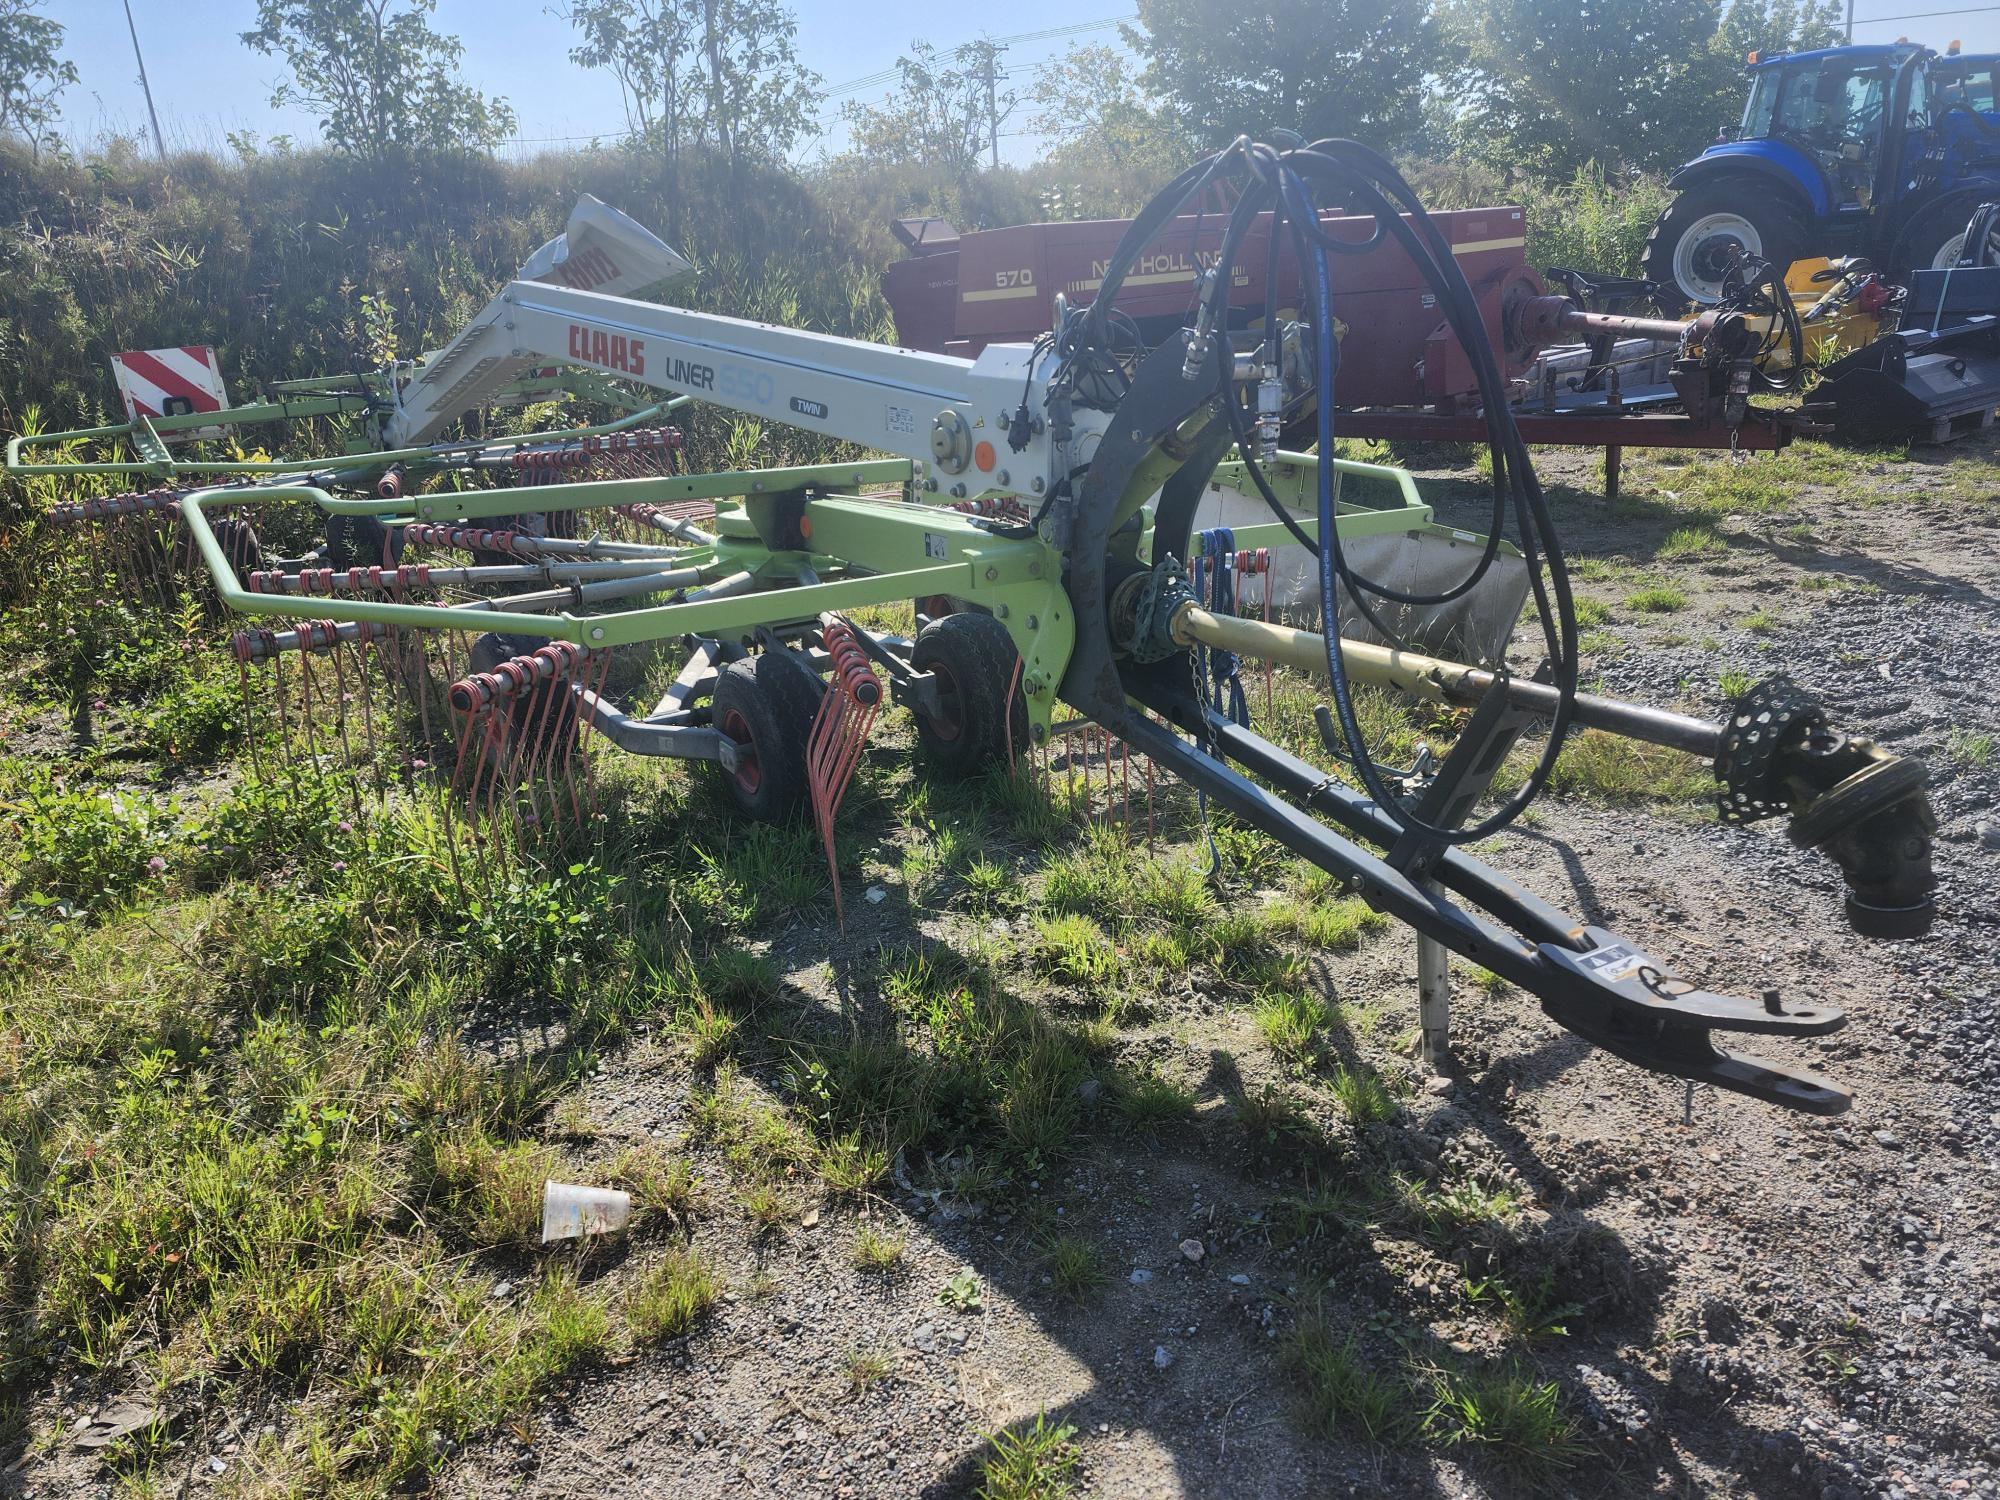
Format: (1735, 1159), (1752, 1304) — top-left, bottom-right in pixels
(939, 1268), (983, 1312)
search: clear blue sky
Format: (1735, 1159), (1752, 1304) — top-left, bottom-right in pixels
(52, 0), (1136, 162)
(51, 0), (2000, 162)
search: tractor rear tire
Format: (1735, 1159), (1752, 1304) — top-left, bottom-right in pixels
(910, 612), (1027, 776)
(711, 654), (817, 821)
(1642, 179), (1806, 308)
(1895, 198), (2000, 282)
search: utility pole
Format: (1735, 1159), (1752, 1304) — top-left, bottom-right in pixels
(982, 44), (1000, 171)
(122, 0), (166, 161)
(1846, 0), (1855, 43)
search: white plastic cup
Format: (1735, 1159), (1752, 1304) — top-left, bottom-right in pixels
(540, 1180), (631, 1243)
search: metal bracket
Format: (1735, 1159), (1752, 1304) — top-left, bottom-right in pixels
(1383, 671), (1539, 876)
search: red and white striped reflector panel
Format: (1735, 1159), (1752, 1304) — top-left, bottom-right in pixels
(110, 347), (230, 442)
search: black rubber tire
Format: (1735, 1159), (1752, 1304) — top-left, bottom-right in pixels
(910, 612), (1028, 776)
(1641, 178), (1807, 308)
(1892, 197), (2000, 282)
(710, 654), (817, 821)
(207, 518), (264, 582)
(325, 513), (404, 570)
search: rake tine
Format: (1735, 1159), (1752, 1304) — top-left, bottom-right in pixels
(547, 653), (585, 836)
(1146, 752), (1155, 850)
(520, 649), (569, 837)
(573, 647), (614, 832)
(351, 637), (387, 804)
(237, 655), (286, 855)
(485, 694), (528, 869)
(1065, 717), (1078, 814)
(1004, 655), (1023, 778)
(455, 699), (496, 890)
(297, 638), (327, 815)
(1122, 737), (1132, 829)
(807, 618), (882, 930)
(327, 631), (366, 825)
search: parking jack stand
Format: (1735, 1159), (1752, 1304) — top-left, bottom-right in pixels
(1417, 901), (1452, 1073)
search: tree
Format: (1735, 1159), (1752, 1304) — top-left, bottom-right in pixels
(1030, 44), (1192, 211)
(1696, 0), (1843, 130)
(561, 0), (700, 162)
(241, 0), (514, 163)
(1031, 44), (1187, 172)
(1446, 0), (1843, 180)
(0, 0), (77, 162)
(839, 40), (1014, 186)
(1129, 0), (1443, 151)
(692, 0), (820, 164)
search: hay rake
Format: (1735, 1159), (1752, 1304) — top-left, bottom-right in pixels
(11, 160), (1940, 1114)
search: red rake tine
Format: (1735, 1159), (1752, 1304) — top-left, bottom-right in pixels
(807, 619), (883, 929)
(575, 647), (615, 830)
(1005, 654), (1024, 778)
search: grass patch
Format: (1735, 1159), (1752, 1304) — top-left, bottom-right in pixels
(1624, 583), (1688, 613)
(1287, 1306), (1415, 1443)
(1423, 1361), (1582, 1472)
(853, 1224), (907, 1273)
(1330, 1062), (1398, 1125)
(1255, 988), (1335, 1070)
(976, 1412), (1081, 1500)
(611, 1145), (700, 1221)
(1717, 668), (1756, 701)
(1459, 963), (1508, 997)
(1742, 607), (1780, 634)
(1463, 1271), (1583, 1342)
(1570, 597), (1612, 627)
(844, 1346), (897, 1393)
(1262, 893), (1385, 951)
(1657, 526), (1725, 558)
(1032, 912), (1119, 987)
(1949, 729), (1995, 769)
(627, 1248), (721, 1342)
(1045, 1235), (1107, 1301)
(1111, 1068), (1197, 1125)
(1390, 1173), (1524, 1236)
(1492, 728), (1716, 809)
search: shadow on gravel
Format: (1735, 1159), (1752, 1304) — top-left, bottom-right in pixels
(690, 939), (1823, 1496)
(1731, 535), (2000, 605)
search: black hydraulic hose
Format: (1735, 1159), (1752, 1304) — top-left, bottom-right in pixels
(1077, 136), (1581, 843)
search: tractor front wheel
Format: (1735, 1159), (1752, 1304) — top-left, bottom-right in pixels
(1642, 180), (1805, 308)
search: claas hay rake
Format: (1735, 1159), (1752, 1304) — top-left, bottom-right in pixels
(10, 143), (1940, 1116)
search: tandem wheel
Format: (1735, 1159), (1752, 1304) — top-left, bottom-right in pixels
(465, 631), (582, 760)
(710, 653), (817, 820)
(911, 612), (1027, 776)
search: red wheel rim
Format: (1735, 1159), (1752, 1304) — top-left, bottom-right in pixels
(928, 660), (965, 742)
(720, 707), (762, 793)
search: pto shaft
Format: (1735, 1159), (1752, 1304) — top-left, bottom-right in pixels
(1170, 604), (1720, 755)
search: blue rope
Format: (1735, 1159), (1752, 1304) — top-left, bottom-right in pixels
(1193, 527), (1250, 730)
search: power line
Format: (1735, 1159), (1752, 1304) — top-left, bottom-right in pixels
(1850, 4), (2000, 23)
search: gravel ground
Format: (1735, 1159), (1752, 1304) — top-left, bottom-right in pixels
(427, 439), (1992, 1500)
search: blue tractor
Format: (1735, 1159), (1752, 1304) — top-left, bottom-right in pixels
(1644, 43), (2000, 305)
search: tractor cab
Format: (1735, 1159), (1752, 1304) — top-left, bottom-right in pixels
(1728, 44), (1927, 213)
(1933, 49), (2000, 111)
(1642, 42), (2000, 305)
